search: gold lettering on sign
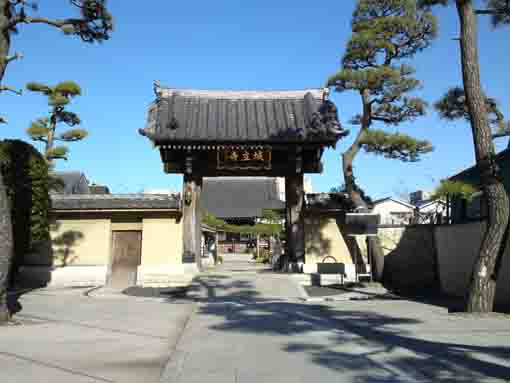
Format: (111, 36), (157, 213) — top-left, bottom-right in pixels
(253, 150), (264, 161)
(217, 147), (272, 170)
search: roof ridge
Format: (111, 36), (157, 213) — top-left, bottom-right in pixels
(158, 88), (325, 100)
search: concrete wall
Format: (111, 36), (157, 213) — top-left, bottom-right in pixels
(20, 213), (186, 288)
(435, 222), (510, 307)
(141, 217), (182, 266)
(304, 216), (352, 265)
(304, 216), (361, 279)
(50, 218), (112, 267)
(383, 226), (438, 292)
(381, 222), (510, 308)
(138, 217), (188, 285)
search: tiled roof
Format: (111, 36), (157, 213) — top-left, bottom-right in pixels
(305, 193), (353, 211)
(52, 171), (90, 194)
(51, 193), (180, 211)
(201, 177), (284, 218)
(140, 87), (346, 145)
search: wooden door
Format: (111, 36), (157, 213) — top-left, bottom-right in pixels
(109, 231), (142, 289)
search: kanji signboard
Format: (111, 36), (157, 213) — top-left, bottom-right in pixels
(217, 147), (272, 170)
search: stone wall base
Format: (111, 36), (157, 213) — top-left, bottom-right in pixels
(18, 265), (107, 288)
(136, 264), (197, 287)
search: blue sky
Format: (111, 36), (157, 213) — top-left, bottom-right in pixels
(2, 1), (509, 199)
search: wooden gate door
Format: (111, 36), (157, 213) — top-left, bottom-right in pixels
(109, 231), (142, 289)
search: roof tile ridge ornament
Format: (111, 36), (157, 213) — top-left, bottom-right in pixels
(303, 89), (348, 140)
(156, 87), (325, 100)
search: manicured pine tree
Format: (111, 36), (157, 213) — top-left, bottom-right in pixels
(434, 87), (510, 144)
(26, 81), (87, 164)
(0, 0), (112, 323)
(327, 0), (436, 280)
(419, 0), (510, 312)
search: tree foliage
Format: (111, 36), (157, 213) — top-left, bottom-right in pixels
(327, 0), (436, 212)
(359, 129), (433, 161)
(26, 80), (88, 163)
(330, 183), (373, 205)
(0, 1), (113, 123)
(418, 0), (510, 26)
(434, 87), (510, 139)
(0, 139), (51, 284)
(5, 0), (113, 43)
(202, 210), (282, 237)
(432, 179), (478, 201)
(418, 0), (510, 313)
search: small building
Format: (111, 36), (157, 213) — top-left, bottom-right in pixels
(201, 177), (285, 253)
(21, 193), (187, 289)
(52, 171), (90, 194)
(371, 197), (415, 225)
(448, 148), (510, 223)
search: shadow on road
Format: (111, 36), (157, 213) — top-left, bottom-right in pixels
(175, 273), (510, 382)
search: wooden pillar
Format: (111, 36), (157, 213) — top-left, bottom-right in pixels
(285, 173), (305, 264)
(214, 232), (219, 265)
(182, 174), (202, 270)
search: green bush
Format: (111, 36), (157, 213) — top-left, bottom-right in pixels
(0, 139), (51, 283)
(255, 248), (271, 264)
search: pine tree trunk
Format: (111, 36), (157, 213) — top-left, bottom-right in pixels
(342, 90), (385, 281)
(456, 0), (510, 313)
(0, 0), (14, 323)
(45, 113), (56, 163)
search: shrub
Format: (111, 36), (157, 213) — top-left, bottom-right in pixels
(0, 140), (51, 284)
(255, 248), (271, 264)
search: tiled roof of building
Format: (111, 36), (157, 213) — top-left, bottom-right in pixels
(305, 193), (353, 211)
(201, 177), (285, 218)
(51, 193), (180, 211)
(51, 171), (90, 194)
(139, 87), (346, 145)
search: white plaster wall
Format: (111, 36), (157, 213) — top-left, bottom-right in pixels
(373, 200), (413, 225)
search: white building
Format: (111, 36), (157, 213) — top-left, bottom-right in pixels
(372, 197), (415, 225)
(276, 176), (313, 201)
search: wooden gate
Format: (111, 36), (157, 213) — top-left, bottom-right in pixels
(109, 231), (142, 289)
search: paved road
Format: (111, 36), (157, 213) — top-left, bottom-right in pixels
(1, 287), (195, 383)
(2, 254), (509, 383)
(164, 253), (510, 383)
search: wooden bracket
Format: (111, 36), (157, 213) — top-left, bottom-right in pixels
(296, 146), (303, 174)
(185, 151), (193, 175)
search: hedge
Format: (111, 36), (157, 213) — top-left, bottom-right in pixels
(0, 140), (51, 283)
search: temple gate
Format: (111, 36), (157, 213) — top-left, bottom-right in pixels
(139, 84), (346, 270)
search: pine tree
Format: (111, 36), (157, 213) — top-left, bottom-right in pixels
(419, 0), (510, 312)
(0, 0), (112, 323)
(26, 81), (88, 164)
(434, 87), (510, 144)
(327, 0), (436, 280)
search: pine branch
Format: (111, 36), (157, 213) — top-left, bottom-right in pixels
(360, 129), (434, 162)
(46, 146), (69, 161)
(0, 85), (22, 95)
(58, 128), (88, 142)
(57, 110), (81, 126)
(4, 0), (113, 42)
(3, 52), (23, 64)
(435, 86), (509, 135)
(26, 81), (52, 94)
(27, 119), (50, 141)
